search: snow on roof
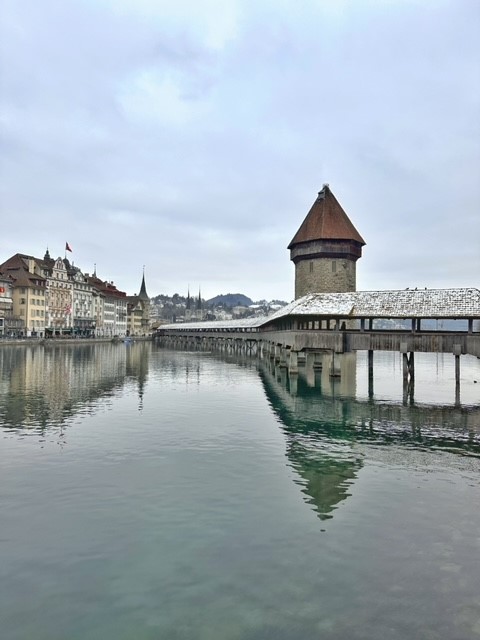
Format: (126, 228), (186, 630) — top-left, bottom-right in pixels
(158, 289), (480, 333)
(265, 289), (480, 321)
(161, 316), (268, 331)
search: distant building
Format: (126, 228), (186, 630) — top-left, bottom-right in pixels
(126, 271), (151, 336)
(288, 185), (366, 298)
(185, 287), (204, 322)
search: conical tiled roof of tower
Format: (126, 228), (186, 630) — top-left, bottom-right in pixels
(288, 185), (366, 248)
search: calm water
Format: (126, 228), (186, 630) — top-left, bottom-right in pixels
(1, 342), (480, 640)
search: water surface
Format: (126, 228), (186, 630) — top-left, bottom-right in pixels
(1, 343), (479, 640)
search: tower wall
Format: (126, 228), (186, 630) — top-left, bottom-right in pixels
(294, 256), (357, 298)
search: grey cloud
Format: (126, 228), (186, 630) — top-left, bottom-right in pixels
(1, 0), (479, 301)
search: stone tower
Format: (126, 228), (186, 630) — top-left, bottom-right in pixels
(288, 185), (365, 299)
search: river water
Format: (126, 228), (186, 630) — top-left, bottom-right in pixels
(0, 342), (479, 640)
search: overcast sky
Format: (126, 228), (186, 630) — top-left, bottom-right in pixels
(1, 0), (479, 301)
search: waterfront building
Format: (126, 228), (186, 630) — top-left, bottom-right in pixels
(126, 273), (151, 336)
(39, 250), (75, 336)
(0, 271), (16, 336)
(289, 185), (366, 298)
(70, 267), (96, 336)
(0, 254), (47, 336)
(0, 249), (148, 338)
(126, 297), (145, 336)
(86, 275), (127, 337)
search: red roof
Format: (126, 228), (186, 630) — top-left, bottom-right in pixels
(288, 185), (366, 248)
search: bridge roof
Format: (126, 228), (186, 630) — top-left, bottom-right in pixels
(265, 288), (480, 320)
(160, 317), (267, 331)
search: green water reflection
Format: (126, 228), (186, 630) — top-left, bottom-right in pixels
(1, 343), (480, 640)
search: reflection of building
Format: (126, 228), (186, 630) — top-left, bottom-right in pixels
(288, 185), (365, 299)
(0, 342), (151, 430)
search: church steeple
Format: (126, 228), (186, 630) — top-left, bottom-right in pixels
(138, 266), (149, 301)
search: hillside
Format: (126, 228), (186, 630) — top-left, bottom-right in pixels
(206, 293), (253, 307)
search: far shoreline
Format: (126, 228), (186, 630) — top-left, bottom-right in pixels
(0, 336), (153, 347)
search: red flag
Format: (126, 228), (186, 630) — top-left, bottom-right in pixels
(65, 242), (72, 252)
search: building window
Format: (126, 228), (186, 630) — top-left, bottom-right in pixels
(332, 260), (337, 273)
(309, 261), (313, 274)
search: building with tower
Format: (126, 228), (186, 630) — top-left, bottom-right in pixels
(288, 185), (366, 299)
(126, 270), (151, 336)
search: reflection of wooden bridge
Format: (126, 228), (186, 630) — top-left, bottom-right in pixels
(155, 288), (480, 402)
(255, 356), (480, 520)
(259, 357), (480, 437)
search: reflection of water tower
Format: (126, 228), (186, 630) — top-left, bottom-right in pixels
(258, 364), (363, 521)
(288, 185), (366, 299)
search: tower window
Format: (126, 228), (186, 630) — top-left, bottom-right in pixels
(332, 260), (337, 273)
(309, 261), (314, 273)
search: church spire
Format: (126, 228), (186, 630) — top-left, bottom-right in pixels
(138, 266), (149, 300)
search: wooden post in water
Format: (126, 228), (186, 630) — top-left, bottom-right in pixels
(453, 344), (461, 405)
(368, 349), (374, 399)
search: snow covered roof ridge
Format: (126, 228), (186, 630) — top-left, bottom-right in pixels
(265, 288), (480, 320)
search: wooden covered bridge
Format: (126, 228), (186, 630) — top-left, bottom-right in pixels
(154, 287), (480, 398)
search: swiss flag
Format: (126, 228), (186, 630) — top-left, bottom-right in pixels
(65, 242), (72, 252)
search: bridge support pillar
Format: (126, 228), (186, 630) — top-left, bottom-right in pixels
(289, 350), (298, 375)
(329, 350), (341, 379)
(274, 345), (281, 364)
